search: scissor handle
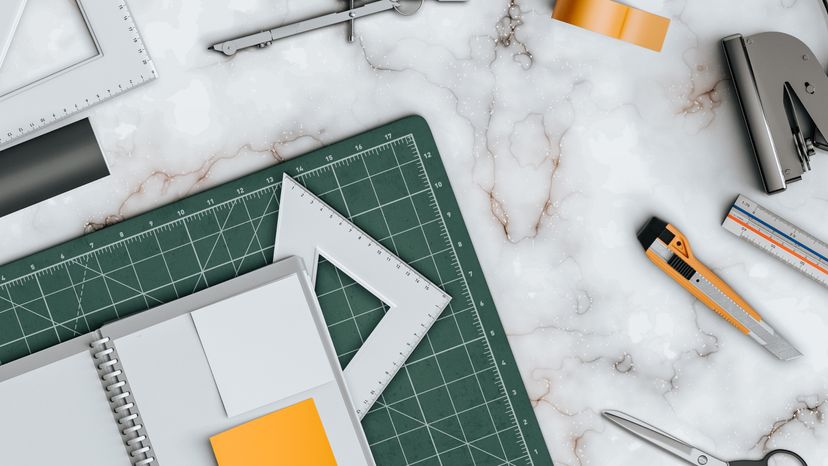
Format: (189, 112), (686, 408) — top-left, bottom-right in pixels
(730, 449), (807, 466)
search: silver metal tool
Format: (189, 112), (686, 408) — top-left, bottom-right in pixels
(603, 410), (808, 466)
(211, 0), (466, 55)
(722, 1), (828, 194)
(349, 0), (356, 42)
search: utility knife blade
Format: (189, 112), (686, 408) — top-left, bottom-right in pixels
(637, 217), (801, 361)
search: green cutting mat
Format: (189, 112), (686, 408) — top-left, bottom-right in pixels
(0, 116), (552, 466)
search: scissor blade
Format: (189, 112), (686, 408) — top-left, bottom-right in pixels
(603, 411), (728, 466)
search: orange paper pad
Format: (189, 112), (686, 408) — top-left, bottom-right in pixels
(210, 399), (337, 466)
(552, 0), (670, 52)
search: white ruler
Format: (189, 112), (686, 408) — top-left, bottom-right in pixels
(723, 195), (828, 288)
(0, 0), (27, 69)
(274, 175), (451, 419)
(0, 0), (156, 148)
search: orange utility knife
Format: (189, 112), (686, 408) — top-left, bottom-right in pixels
(637, 217), (801, 361)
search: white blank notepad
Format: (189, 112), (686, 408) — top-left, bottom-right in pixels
(0, 258), (374, 466)
(192, 274), (335, 417)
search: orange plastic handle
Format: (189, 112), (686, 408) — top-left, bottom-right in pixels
(552, 0), (670, 52)
(645, 223), (763, 334)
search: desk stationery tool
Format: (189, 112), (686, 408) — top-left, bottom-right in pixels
(210, 399), (338, 466)
(210, 0), (467, 55)
(275, 175), (450, 418)
(0, 0), (27, 69)
(0, 258), (374, 465)
(638, 217), (801, 360)
(603, 410), (808, 466)
(723, 1), (828, 193)
(552, 0), (670, 52)
(0, 117), (553, 466)
(0, 0), (156, 149)
(724, 195), (828, 288)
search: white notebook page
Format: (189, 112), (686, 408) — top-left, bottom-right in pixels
(113, 275), (370, 465)
(0, 351), (130, 466)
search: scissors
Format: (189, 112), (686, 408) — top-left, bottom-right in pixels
(603, 410), (807, 466)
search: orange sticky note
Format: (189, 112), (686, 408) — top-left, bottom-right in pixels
(210, 399), (337, 466)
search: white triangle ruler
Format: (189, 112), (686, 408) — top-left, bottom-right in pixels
(274, 174), (451, 418)
(0, 0), (156, 149)
(0, 0), (27, 70)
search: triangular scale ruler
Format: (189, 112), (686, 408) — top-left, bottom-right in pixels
(274, 174), (451, 418)
(724, 195), (828, 288)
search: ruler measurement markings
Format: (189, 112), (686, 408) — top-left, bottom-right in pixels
(237, 192), (276, 268)
(740, 219), (828, 273)
(387, 141), (473, 463)
(0, 121), (552, 464)
(0, 136), (413, 288)
(279, 177), (451, 413)
(0, 248), (278, 340)
(733, 205), (828, 263)
(418, 158), (534, 463)
(1, 0), (156, 145)
(411, 138), (515, 464)
(725, 196), (828, 289)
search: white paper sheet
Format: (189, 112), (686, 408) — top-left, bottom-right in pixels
(0, 351), (131, 466)
(191, 274), (335, 417)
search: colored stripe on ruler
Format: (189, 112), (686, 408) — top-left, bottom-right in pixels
(733, 205), (828, 264)
(726, 214), (828, 276)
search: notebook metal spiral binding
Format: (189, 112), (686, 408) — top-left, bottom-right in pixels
(90, 337), (157, 466)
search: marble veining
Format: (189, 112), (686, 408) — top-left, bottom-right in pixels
(2, 0), (828, 464)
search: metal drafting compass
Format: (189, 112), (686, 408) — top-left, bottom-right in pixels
(211, 0), (466, 56)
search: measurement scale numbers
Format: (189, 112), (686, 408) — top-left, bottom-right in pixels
(0, 117), (552, 465)
(0, 0), (156, 147)
(724, 195), (828, 287)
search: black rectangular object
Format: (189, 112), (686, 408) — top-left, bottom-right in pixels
(637, 217), (669, 250)
(668, 254), (696, 280)
(0, 119), (109, 217)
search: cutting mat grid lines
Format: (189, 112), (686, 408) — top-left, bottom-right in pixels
(0, 117), (552, 466)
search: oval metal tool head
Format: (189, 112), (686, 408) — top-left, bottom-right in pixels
(394, 0), (423, 16)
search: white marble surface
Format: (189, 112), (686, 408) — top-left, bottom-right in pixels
(3, 0), (828, 464)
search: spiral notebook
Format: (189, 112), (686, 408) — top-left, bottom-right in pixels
(0, 257), (374, 466)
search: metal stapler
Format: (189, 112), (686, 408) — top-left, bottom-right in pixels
(723, 2), (828, 194)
